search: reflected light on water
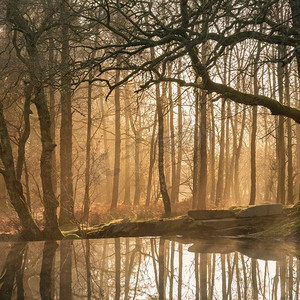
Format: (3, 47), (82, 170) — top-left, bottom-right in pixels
(0, 237), (299, 299)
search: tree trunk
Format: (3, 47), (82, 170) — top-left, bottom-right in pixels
(249, 41), (261, 205)
(6, 0), (61, 239)
(33, 91), (62, 238)
(48, 31), (57, 196)
(210, 102), (216, 204)
(156, 84), (172, 215)
(234, 106), (246, 205)
(223, 101), (231, 203)
(83, 78), (92, 224)
(162, 82), (171, 192)
(99, 86), (112, 203)
(295, 74), (300, 202)
(16, 84), (32, 181)
(59, 0), (75, 225)
(124, 94), (131, 205)
(146, 113), (157, 206)
(193, 88), (200, 209)
(284, 48), (293, 204)
(111, 68), (121, 209)
(0, 104), (42, 239)
(216, 100), (226, 206)
(198, 89), (207, 209)
(151, 49), (171, 215)
(0, 243), (27, 299)
(277, 44), (286, 205)
(249, 103), (257, 205)
(169, 63), (176, 204)
(134, 129), (141, 206)
(172, 74), (183, 204)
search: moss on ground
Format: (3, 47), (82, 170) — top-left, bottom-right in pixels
(251, 204), (299, 241)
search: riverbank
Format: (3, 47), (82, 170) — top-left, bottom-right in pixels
(83, 204), (299, 242)
(0, 203), (298, 242)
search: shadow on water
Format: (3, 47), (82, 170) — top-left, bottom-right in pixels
(0, 237), (299, 299)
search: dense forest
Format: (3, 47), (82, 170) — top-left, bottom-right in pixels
(0, 0), (299, 239)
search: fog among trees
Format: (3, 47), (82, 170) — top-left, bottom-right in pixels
(0, 0), (299, 238)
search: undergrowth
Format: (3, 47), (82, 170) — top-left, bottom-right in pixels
(0, 198), (198, 234)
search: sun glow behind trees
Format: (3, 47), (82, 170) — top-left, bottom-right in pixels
(0, 0), (299, 236)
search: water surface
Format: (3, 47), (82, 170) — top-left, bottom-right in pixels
(0, 237), (299, 299)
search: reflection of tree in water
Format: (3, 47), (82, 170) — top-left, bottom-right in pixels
(40, 241), (58, 300)
(0, 242), (27, 300)
(60, 240), (72, 300)
(0, 238), (299, 299)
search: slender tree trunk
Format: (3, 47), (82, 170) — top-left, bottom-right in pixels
(249, 103), (257, 205)
(223, 101), (231, 202)
(146, 118), (157, 206)
(111, 68), (121, 209)
(157, 87), (172, 215)
(210, 102), (216, 204)
(234, 107), (246, 205)
(216, 100), (226, 206)
(162, 82), (171, 192)
(172, 75), (183, 203)
(59, 0), (75, 225)
(146, 113), (157, 206)
(134, 129), (141, 206)
(284, 48), (293, 204)
(169, 63), (176, 204)
(124, 95), (131, 205)
(277, 44), (286, 205)
(48, 31), (57, 196)
(249, 42), (261, 205)
(23, 160), (31, 210)
(151, 49), (171, 215)
(99, 86), (112, 203)
(229, 105), (237, 203)
(198, 89), (207, 209)
(295, 74), (300, 202)
(193, 89), (200, 208)
(83, 78), (92, 224)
